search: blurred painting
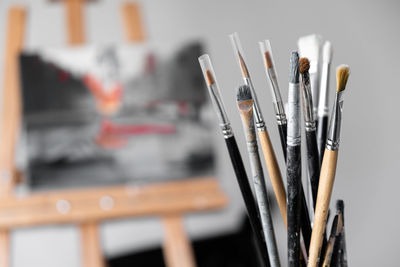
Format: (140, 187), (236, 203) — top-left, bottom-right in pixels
(19, 42), (215, 190)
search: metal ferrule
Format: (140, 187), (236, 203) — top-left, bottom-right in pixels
(243, 77), (266, 131)
(301, 76), (316, 132)
(207, 84), (233, 139)
(309, 60), (320, 118)
(317, 62), (331, 118)
(287, 83), (301, 146)
(221, 123), (234, 139)
(326, 91), (344, 151)
(267, 68), (287, 125)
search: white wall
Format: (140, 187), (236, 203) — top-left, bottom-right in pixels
(0, 0), (398, 266)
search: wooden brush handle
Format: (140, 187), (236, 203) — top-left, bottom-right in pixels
(308, 149), (339, 267)
(286, 145), (302, 267)
(258, 129), (287, 228)
(305, 129), (321, 209)
(224, 136), (270, 266)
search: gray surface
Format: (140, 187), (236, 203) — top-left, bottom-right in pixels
(0, 0), (398, 266)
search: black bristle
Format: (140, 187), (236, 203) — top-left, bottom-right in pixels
(236, 85), (252, 101)
(289, 51), (299, 84)
(336, 200), (344, 214)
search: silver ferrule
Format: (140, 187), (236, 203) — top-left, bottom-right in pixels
(287, 82), (301, 146)
(221, 123), (234, 139)
(326, 91), (345, 151)
(266, 68), (287, 125)
(301, 78), (316, 132)
(207, 83), (233, 138)
(243, 77), (266, 131)
(309, 60), (320, 118)
(317, 62), (331, 118)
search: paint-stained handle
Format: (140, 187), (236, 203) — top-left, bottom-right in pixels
(286, 145), (302, 267)
(308, 149), (339, 267)
(224, 136), (270, 267)
(258, 129), (287, 227)
(306, 129), (321, 208)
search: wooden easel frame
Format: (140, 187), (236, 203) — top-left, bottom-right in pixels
(0, 4), (227, 267)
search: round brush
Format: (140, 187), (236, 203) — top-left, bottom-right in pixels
(286, 52), (302, 267)
(307, 65), (350, 267)
(198, 54), (270, 267)
(299, 57), (321, 210)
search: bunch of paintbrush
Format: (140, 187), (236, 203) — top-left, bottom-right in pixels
(198, 32), (350, 267)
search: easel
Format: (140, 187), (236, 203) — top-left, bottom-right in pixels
(0, 3), (228, 267)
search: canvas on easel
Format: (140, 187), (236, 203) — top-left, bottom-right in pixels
(0, 2), (227, 267)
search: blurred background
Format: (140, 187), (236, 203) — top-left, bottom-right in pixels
(0, 0), (398, 266)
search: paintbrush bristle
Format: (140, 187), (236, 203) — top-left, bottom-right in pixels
(238, 52), (250, 78)
(205, 69), (215, 86)
(264, 52), (273, 69)
(336, 65), (350, 92)
(236, 85), (252, 102)
(290, 52), (299, 83)
(323, 41), (333, 63)
(336, 200), (344, 214)
(299, 57), (310, 74)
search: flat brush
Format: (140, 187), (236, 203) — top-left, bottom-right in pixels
(259, 40), (287, 159)
(198, 54), (270, 267)
(307, 65), (351, 267)
(299, 57), (321, 210)
(321, 213), (343, 267)
(286, 51), (302, 267)
(237, 85), (280, 267)
(230, 32), (287, 228)
(317, 42), (333, 165)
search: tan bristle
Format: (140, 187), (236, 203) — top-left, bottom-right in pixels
(264, 52), (273, 69)
(336, 65), (350, 92)
(238, 52), (250, 78)
(205, 69), (215, 86)
(299, 57), (310, 74)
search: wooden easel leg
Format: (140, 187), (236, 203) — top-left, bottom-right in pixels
(79, 223), (105, 267)
(65, 0), (85, 45)
(162, 215), (196, 267)
(0, 231), (9, 267)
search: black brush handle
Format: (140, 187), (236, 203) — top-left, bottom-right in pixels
(317, 115), (329, 166)
(330, 232), (342, 267)
(299, 183), (312, 251)
(305, 129), (321, 209)
(225, 136), (270, 267)
(287, 145), (302, 267)
(278, 123), (287, 160)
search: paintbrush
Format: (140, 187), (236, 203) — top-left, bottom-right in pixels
(321, 213), (343, 267)
(286, 51), (302, 267)
(307, 65), (350, 267)
(299, 57), (320, 210)
(259, 40), (287, 159)
(298, 34), (323, 120)
(198, 54), (271, 267)
(229, 32), (287, 228)
(317, 41), (333, 165)
(237, 85), (280, 267)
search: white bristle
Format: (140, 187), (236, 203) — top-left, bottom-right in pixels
(297, 34), (323, 62)
(323, 41), (333, 63)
